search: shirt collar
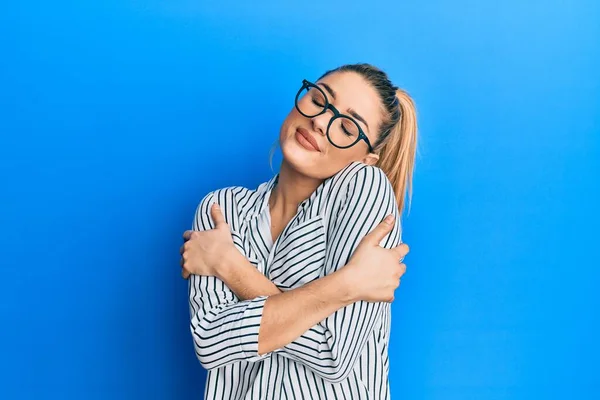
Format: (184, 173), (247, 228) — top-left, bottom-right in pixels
(245, 173), (279, 222)
(246, 172), (321, 222)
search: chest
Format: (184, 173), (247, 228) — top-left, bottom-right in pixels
(236, 212), (328, 291)
(269, 212), (290, 245)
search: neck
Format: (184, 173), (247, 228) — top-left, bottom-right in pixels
(269, 160), (323, 217)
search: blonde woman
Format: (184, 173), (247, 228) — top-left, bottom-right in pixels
(180, 63), (417, 399)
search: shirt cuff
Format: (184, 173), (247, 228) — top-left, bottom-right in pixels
(240, 295), (270, 360)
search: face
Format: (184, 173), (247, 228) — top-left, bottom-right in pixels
(279, 71), (384, 179)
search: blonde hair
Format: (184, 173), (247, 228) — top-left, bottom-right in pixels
(376, 87), (418, 215)
(270, 63), (418, 216)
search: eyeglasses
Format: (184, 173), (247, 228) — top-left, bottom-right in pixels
(294, 79), (374, 153)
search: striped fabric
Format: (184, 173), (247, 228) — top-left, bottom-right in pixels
(188, 161), (403, 399)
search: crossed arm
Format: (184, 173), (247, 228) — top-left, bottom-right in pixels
(188, 167), (402, 382)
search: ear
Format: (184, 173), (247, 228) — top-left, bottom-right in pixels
(361, 153), (379, 166)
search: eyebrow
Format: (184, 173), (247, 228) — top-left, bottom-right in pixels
(348, 108), (370, 132)
(318, 82), (370, 133)
(319, 82), (336, 100)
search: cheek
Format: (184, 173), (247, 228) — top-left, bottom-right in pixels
(279, 109), (300, 139)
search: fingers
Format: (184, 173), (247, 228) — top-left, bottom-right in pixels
(364, 214), (395, 245)
(391, 243), (410, 259)
(180, 242), (190, 279)
(210, 203), (227, 229)
(180, 256), (189, 279)
(183, 230), (194, 241)
(386, 262), (406, 302)
(391, 262), (406, 278)
(398, 262), (406, 277)
(180, 250), (191, 279)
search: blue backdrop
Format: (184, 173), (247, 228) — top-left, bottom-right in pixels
(1, 1), (598, 399)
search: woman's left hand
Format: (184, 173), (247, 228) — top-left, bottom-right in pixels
(180, 203), (236, 280)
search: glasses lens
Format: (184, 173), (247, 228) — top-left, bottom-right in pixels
(328, 116), (361, 148)
(296, 85), (327, 117)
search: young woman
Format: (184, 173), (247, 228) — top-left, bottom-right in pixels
(180, 63), (417, 399)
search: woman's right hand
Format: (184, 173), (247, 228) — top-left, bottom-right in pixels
(344, 215), (409, 303)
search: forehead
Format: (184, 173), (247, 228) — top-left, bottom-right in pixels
(317, 72), (382, 133)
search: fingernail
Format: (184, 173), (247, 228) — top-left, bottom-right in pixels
(213, 203), (219, 209)
(384, 215), (394, 224)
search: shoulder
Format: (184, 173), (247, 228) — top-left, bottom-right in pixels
(346, 162), (391, 190)
(328, 161), (394, 205)
(323, 161), (402, 249)
(193, 183), (264, 231)
(199, 185), (254, 208)
(319, 161), (397, 227)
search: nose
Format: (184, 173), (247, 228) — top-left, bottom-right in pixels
(311, 112), (331, 137)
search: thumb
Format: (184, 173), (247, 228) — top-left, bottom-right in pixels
(210, 203), (227, 229)
(364, 214), (395, 245)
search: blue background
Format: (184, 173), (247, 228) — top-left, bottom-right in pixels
(1, 1), (598, 399)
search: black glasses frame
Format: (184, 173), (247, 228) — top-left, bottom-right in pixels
(294, 79), (374, 153)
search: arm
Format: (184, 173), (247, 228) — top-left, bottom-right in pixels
(217, 248), (282, 299)
(190, 167), (400, 376)
(188, 189), (355, 371)
(188, 190), (271, 370)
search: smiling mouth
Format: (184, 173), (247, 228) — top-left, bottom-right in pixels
(296, 127), (320, 151)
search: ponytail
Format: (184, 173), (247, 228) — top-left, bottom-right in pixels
(376, 89), (418, 216)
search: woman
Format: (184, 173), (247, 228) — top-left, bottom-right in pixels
(180, 63), (417, 399)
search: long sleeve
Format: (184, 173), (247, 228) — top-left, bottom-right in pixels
(188, 190), (270, 370)
(272, 166), (402, 383)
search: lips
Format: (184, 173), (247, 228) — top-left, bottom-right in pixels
(296, 127), (320, 151)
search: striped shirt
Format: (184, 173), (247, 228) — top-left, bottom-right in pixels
(188, 161), (403, 400)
